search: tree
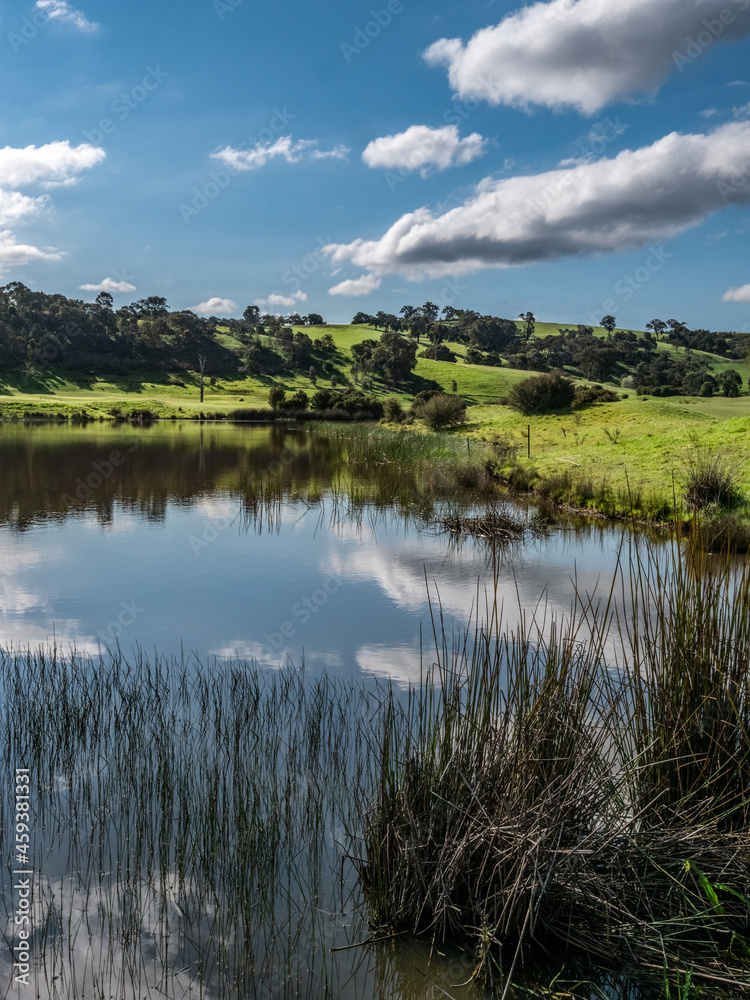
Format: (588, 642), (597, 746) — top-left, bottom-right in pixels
(305, 313), (324, 325)
(351, 311), (371, 325)
(600, 315), (617, 336)
(197, 354), (207, 403)
(466, 315), (518, 353)
(574, 344), (616, 381)
(646, 318), (667, 341)
(428, 322), (447, 350)
(420, 301), (439, 322)
(519, 311), (536, 342)
(243, 304), (261, 327)
(718, 369), (743, 397)
(351, 339), (378, 382)
(131, 296), (169, 317)
(372, 332), (418, 385)
(95, 291), (114, 312)
(268, 386), (286, 408)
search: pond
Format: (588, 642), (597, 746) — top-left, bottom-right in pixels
(0, 422), (669, 1000)
(0, 421), (630, 676)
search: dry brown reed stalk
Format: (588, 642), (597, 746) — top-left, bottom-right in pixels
(363, 537), (750, 996)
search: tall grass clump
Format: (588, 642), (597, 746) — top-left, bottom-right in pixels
(363, 539), (750, 995)
(680, 447), (744, 514)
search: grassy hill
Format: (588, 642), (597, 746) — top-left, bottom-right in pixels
(3, 319), (750, 522)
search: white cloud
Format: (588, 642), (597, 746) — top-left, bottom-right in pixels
(328, 273), (382, 297)
(423, 0), (750, 114)
(324, 122), (750, 282)
(34, 0), (98, 32)
(0, 230), (62, 266)
(0, 189), (48, 227)
(80, 278), (136, 293)
(254, 290), (308, 309)
(188, 297), (238, 316)
(362, 125), (486, 175)
(0, 140), (105, 189)
(0, 141), (105, 274)
(723, 284), (750, 303)
(212, 137), (350, 171)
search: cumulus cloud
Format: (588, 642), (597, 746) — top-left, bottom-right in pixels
(188, 297), (238, 316)
(0, 141), (104, 274)
(423, 0), (750, 114)
(0, 141), (105, 189)
(80, 278), (136, 293)
(0, 189), (48, 227)
(324, 122), (750, 283)
(34, 0), (98, 32)
(328, 273), (382, 297)
(254, 290), (308, 309)
(723, 284), (750, 303)
(212, 137), (350, 171)
(362, 125), (486, 175)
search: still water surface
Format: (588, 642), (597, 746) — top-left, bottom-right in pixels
(0, 421), (630, 679)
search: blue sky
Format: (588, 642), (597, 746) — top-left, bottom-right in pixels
(2, 0), (750, 330)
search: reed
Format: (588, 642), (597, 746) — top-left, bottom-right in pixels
(363, 536), (750, 995)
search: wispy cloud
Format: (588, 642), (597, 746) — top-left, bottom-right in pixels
(212, 137), (350, 171)
(325, 122), (750, 283)
(362, 125), (486, 175)
(34, 0), (98, 32)
(254, 290), (308, 309)
(424, 0), (750, 114)
(80, 278), (136, 293)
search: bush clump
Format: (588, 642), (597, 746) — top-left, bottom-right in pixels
(382, 396), (405, 423)
(573, 384), (620, 408)
(419, 344), (457, 362)
(412, 392), (467, 430)
(508, 373), (575, 415)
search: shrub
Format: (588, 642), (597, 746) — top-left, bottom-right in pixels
(573, 384), (620, 408)
(310, 388), (335, 411)
(508, 374), (575, 415)
(413, 393), (467, 430)
(279, 389), (309, 411)
(465, 347), (503, 367)
(382, 396), (404, 423)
